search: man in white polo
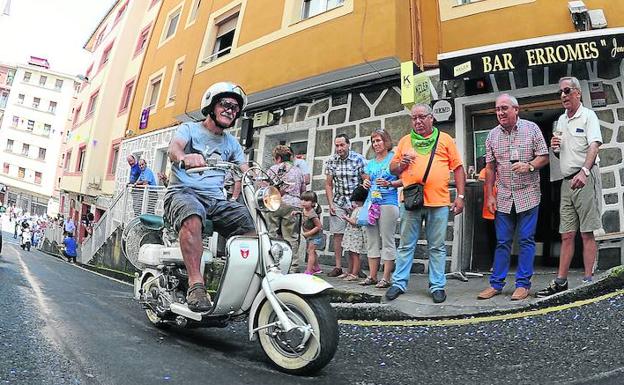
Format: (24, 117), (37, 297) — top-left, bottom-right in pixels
(537, 76), (602, 297)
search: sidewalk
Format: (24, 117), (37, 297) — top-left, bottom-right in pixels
(326, 267), (605, 321)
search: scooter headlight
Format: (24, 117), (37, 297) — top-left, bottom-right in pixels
(270, 242), (284, 263)
(256, 186), (281, 211)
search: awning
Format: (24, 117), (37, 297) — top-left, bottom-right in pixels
(438, 27), (624, 81)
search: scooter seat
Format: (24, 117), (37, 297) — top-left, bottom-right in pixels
(139, 214), (165, 230)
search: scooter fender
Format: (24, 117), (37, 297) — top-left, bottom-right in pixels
(247, 272), (333, 341)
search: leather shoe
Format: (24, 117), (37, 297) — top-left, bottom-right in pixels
(477, 287), (502, 300)
(511, 287), (529, 301)
(385, 286), (404, 301)
(431, 290), (446, 304)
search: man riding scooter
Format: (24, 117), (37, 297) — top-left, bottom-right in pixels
(164, 82), (255, 312)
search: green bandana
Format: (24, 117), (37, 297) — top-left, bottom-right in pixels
(410, 127), (439, 155)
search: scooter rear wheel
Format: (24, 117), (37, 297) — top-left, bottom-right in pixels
(256, 292), (338, 375)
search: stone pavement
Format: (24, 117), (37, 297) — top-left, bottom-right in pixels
(325, 267), (606, 320)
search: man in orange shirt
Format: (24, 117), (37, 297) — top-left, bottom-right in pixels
(385, 104), (466, 303)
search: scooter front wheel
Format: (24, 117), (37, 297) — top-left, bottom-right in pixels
(256, 292), (338, 375)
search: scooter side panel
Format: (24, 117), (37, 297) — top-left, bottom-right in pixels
(212, 237), (259, 315)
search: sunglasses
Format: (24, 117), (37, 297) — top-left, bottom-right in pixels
(559, 87), (577, 95)
(218, 100), (241, 113)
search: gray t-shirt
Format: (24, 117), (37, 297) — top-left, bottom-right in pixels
(167, 121), (245, 200)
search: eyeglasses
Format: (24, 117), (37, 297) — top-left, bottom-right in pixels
(559, 87), (577, 95)
(495, 105), (513, 112)
(218, 100), (241, 113)
(411, 114), (431, 121)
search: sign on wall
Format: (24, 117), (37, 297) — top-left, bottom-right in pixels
(439, 31), (624, 80)
(401, 61), (432, 107)
(139, 107), (150, 129)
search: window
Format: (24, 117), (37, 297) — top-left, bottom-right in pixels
(6, 139), (13, 151)
(64, 151), (72, 171)
(162, 7), (181, 43)
(18, 167), (25, 179)
(55, 79), (64, 90)
(27, 120), (34, 131)
(43, 124), (51, 136)
(32, 97), (40, 109)
(48, 101), (57, 113)
(167, 60), (184, 103)
(34, 172), (42, 184)
(134, 25), (151, 56)
(457, 0), (472, 4)
(187, 0), (201, 25)
(205, 13), (238, 63)
(17, 94), (24, 104)
(99, 42), (114, 70)
(23, 72), (31, 82)
(38, 148), (46, 160)
(114, 1), (128, 24)
(11, 116), (18, 127)
(77, 147), (86, 172)
(39, 75), (47, 87)
(87, 91), (99, 116)
(22, 143), (29, 156)
(2, 163), (8, 174)
(146, 76), (162, 109)
(73, 105), (82, 126)
(94, 26), (106, 49)
(119, 79), (135, 112)
(108, 144), (120, 174)
(301, 0), (344, 19)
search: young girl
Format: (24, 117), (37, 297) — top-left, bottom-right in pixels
(340, 186), (368, 281)
(301, 191), (323, 275)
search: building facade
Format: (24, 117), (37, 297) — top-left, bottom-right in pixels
(59, 0), (162, 240)
(0, 58), (78, 216)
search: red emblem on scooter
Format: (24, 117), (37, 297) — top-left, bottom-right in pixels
(240, 243), (250, 259)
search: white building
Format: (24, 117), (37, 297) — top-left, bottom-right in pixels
(0, 57), (79, 216)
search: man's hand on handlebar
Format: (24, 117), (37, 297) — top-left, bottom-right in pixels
(180, 154), (206, 169)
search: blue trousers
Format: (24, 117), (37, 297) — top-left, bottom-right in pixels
(490, 205), (539, 290)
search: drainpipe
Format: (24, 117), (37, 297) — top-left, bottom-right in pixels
(410, 0), (425, 71)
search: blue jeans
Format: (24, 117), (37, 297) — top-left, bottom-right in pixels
(391, 206), (449, 293)
(490, 205), (538, 290)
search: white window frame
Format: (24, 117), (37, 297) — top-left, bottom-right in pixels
(185, 0), (202, 28)
(143, 67), (166, 114)
(158, 2), (184, 48)
(39, 75), (47, 87)
(198, 4), (241, 68)
(300, 0), (345, 20)
(165, 56), (185, 107)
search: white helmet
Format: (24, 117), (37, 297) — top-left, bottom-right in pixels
(200, 81), (247, 119)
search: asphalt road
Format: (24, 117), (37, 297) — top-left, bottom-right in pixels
(1, 233), (624, 385)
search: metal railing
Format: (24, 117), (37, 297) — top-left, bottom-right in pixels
(44, 185), (167, 264)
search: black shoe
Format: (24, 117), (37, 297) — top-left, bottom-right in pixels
(536, 280), (568, 298)
(385, 286), (404, 301)
(432, 290), (446, 303)
(187, 283), (212, 312)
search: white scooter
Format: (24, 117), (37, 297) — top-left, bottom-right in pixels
(122, 160), (338, 374)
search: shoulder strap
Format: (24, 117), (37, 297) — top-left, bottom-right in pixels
(422, 133), (440, 184)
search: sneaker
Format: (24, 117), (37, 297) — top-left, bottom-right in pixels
(385, 286), (404, 301)
(431, 290), (447, 304)
(311, 267), (323, 275)
(582, 276), (593, 284)
(187, 283), (212, 312)
(536, 280), (568, 298)
(327, 267), (343, 277)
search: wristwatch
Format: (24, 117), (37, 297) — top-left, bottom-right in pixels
(581, 166), (591, 176)
(457, 194), (465, 200)
(528, 163), (535, 172)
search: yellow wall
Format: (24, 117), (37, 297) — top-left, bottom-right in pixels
(440, 0), (624, 53)
(127, 0), (415, 136)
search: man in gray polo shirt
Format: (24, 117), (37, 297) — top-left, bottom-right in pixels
(537, 76), (602, 297)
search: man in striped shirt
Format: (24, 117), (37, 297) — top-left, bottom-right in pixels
(477, 94), (549, 301)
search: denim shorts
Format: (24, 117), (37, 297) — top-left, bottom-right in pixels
(306, 235), (323, 247)
(164, 187), (255, 238)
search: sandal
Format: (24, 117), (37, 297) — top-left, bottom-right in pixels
(344, 273), (358, 281)
(359, 277), (378, 286)
(375, 278), (391, 289)
(337, 272), (349, 279)
(187, 283), (212, 312)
